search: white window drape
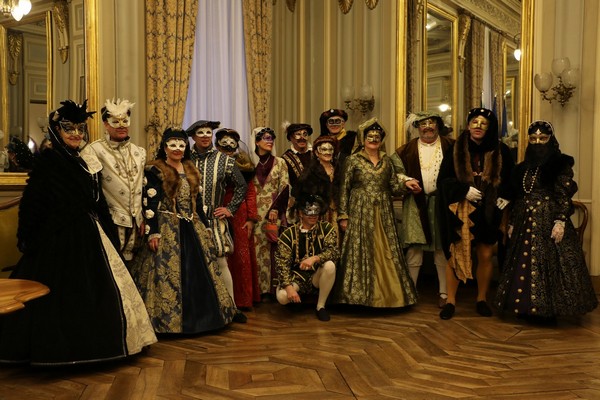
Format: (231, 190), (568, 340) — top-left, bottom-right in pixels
(183, 0), (251, 144)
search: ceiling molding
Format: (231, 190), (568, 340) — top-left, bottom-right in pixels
(443, 0), (520, 36)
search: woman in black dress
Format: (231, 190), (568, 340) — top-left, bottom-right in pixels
(495, 121), (598, 322)
(0, 100), (156, 366)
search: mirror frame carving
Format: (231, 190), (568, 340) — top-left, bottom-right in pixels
(0, 0), (98, 190)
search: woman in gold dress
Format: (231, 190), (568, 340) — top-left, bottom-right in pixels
(334, 118), (417, 308)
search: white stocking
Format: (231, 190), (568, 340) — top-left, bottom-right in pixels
(216, 256), (235, 302)
(312, 261), (336, 310)
(434, 249), (448, 298)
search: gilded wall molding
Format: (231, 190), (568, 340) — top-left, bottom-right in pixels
(7, 31), (22, 86)
(457, 13), (471, 72)
(53, 0), (69, 64)
(452, 0), (520, 36)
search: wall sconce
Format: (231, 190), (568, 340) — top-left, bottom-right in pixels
(37, 117), (48, 134)
(534, 57), (578, 107)
(342, 84), (375, 117)
(513, 33), (521, 61)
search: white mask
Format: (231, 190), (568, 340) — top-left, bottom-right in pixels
(166, 139), (187, 151)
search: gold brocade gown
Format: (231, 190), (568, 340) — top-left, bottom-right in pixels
(334, 151), (417, 307)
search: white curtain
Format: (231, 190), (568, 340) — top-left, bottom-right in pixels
(183, 0), (251, 144)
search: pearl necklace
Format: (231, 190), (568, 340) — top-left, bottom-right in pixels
(522, 166), (540, 194)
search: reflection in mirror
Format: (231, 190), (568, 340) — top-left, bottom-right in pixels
(424, 5), (457, 138)
(0, 0), (89, 191)
(8, 13), (50, 159)
(503, 42), (520, 159)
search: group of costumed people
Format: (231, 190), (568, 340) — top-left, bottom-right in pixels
(0, 99), (597, 366)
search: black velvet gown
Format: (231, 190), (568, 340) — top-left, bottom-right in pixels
(495, 154), (598, 317)
(0, 149), (156, 366)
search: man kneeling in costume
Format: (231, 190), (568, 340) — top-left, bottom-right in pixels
(274, 193), (338, 321)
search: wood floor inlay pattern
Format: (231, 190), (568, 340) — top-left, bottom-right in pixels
(1, 283), (600, 399)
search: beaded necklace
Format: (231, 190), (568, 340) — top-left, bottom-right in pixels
(522, 166), (540, 194)
(418, 139), (441, 170)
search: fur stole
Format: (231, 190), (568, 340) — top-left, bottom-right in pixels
(453, 132), (502, 188)
(147, 159), (201, 213)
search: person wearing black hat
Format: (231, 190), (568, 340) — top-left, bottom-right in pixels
(293, 135), (343, 242)
(494, 121), (597, 322)
(129, 127), (240, 333)
(391, 111), (454, 308)
(186, 120), (248, 322)
(437, 108), (515, 320)
(319, 108), (358, 167)
(281, 122), (313, 198)
(0, 100), (157, 365)
(214, 128), (261, 309)
(274, 193), (338, 321)
(334, 117), (417, 308)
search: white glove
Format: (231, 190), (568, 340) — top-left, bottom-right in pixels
(551, 220), (565, 244)
(496, 197), (510, 210)
(507, 224), (513, 239)
(465, 187), (482, 202)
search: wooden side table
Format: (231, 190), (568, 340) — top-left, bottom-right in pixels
(0, 279), (50, 314)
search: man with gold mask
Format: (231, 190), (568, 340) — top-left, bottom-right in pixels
(437, 108), (514, 320)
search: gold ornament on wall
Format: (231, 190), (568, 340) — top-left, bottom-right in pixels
(458, 14), (472, 73)
(338, 0), (354, 14)
(7, 31), (22, 86)
(285, 0), (295, 12)
(365, 0), (379, 10)
(53, 0), (70, 64)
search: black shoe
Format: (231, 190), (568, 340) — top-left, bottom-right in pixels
(315, 308), (330, 321)
(439, 303), (455, 320)
(476, 301), (493, 317)
(233, 310), (248, 323)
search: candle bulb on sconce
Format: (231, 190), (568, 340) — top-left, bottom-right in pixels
(342, 84), (375, 118)
(534, 57), (578, 107)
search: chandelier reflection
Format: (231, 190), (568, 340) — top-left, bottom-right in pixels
(0, 0), (32, 22)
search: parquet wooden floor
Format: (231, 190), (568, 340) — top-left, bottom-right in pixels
(1, 276), (600, 400)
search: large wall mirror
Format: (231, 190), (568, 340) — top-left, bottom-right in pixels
(0, 0), (93, 189)
(415, 0), (527, 160)
(504, 41), (520, 157)
(423, 4), (458, 138)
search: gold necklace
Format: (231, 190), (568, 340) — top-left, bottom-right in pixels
(258, 154), (272, 166)
(418, 140), (441, 170)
